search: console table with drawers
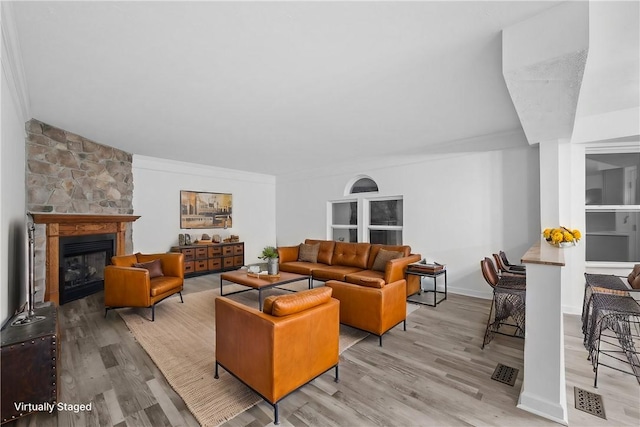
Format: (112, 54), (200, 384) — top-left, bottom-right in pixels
(170, 242), (244, 277)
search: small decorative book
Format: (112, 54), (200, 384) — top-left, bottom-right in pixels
(408, 260), (445, 273)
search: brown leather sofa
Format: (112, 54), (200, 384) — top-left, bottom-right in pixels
(104, 252), (184, 321)
(215, 287), (339, 425)
(277, 239), (422, 296)
(326, 278), (407, 346)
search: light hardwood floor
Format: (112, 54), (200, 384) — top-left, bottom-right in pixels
(10, 274), (640, 426)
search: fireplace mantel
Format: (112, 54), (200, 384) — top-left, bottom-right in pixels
(30, 213), (140, 305)
(30, 213), (140, 224)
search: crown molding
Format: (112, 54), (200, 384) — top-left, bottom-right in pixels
(1, 2), (31, 122)
(133, 154), (276, 185)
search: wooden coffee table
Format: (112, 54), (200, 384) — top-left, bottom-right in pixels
(219, 270), (312, 310)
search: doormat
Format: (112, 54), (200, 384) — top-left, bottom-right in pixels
(574, 387), (606, 419)
(491, 363), (519, 386)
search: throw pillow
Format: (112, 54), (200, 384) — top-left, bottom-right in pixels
(298, 243), (320, 263)
(133, 259), (164, 278)
(371, 248), (403, 272)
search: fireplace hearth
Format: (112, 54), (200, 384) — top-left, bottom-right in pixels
(59, 234), (115, 305)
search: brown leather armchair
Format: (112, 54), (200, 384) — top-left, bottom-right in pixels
(326, 278), (407, 346)
(215, 287), (339, 425)
(104, 252), (184, 321)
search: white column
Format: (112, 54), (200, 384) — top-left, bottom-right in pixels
(517, 138), (580, 424)
(518, 242), (567, 425)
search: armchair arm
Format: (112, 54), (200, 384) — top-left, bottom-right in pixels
(135, 253), (184, 279)
(104, 266), (152, 307)
(381, 280), (409, 332)
(384, 254), (422, 283)
(277, 245), (300, 264)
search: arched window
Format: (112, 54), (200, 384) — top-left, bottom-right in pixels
(350, 177), (378, 194)
(330, 176), (402, 244)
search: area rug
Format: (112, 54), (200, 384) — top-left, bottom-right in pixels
(118, 288), (384, 426)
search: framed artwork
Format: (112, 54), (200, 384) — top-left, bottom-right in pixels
(180, 190), (233, 229)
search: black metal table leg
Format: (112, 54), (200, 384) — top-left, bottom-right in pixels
(406, 268), (447, 307)
(444, 270), (448, 302)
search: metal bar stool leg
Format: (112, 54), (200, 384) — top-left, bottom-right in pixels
(482, 298), (496, 349)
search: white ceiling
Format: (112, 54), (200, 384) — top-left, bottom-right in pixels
(12, 1), (563, 176)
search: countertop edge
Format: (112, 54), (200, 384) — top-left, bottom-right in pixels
(521, 240), (565, 267)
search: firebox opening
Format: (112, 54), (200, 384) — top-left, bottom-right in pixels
(59, 234), (115, 305)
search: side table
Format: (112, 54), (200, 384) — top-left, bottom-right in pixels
(406, 268), (447, 307)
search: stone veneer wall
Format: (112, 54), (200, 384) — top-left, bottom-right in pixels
(25, 119), (134, 303)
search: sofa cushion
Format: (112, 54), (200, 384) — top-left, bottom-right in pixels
(367, 245), (411, 269)
(305, 239), (335, 265)
(371, 249), (404, 272)
(355, 277), (385, 288)
(331, 242), (371, 269)
(149, 276), (182, 296)
(298, 243), (320, 263)
(313, 265), (364, 281)
(133, 258), (164, 278)
(279, 261), (325, 276)
(263, 287), (333, 317)
(628, 264), (640, 289)
(345, 269), (385, 287)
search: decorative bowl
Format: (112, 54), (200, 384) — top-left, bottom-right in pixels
(546, 241), (576, 248)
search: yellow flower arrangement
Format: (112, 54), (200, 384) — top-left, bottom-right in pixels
(542, 227), (581, 246)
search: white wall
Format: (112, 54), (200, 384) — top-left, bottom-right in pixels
(277, 144), (540, 299)
(0, 71), (27, 325)
(1, 2), (29, 325)
(132, 156), (276, 265)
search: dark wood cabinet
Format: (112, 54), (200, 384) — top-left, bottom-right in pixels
(171, 242), (244, 277)
(1, 304), (59, 424)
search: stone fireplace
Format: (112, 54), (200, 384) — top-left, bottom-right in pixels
(25, 119), (135, 304)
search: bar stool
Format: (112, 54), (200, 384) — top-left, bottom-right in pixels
(581, 273), (630, 340)
(480, 257), (526, 348)
(499, 250), (526, 273)
(587, 292), (640, 387)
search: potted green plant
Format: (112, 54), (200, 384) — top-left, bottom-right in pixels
(260, 246), (279, 275)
